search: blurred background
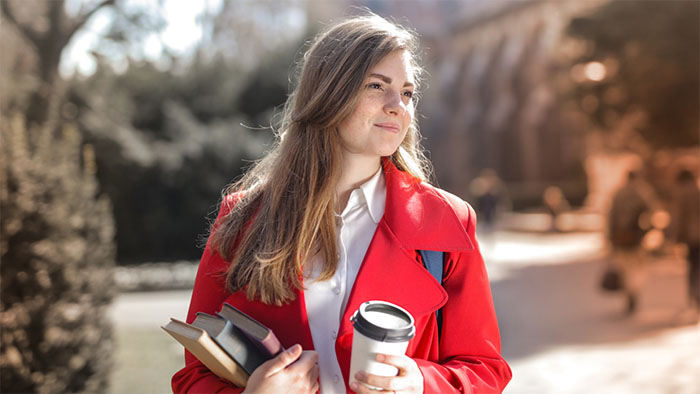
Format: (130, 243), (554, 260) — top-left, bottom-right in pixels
(1, 0), (698, 393)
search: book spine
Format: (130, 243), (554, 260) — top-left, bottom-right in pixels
(241, 330), (283, 357)
(212, 321), (268, 375)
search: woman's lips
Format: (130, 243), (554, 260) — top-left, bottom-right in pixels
(374, 123), (400, 133)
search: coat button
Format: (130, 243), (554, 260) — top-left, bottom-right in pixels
(333, 375), (340, 384)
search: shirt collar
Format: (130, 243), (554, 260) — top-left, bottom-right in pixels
(360, 166), (386, 224)
(341, 166), (386, 224)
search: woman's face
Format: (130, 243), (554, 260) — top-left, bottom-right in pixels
(336, 49), (415, 161)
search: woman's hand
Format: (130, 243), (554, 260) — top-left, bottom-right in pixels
(350, 354), (423, 394)
(242, 344), (319, 394)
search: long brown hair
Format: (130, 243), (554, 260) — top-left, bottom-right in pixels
(210, 13), (431, 305)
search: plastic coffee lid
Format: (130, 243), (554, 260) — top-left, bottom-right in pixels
(350, 300), (415, 343)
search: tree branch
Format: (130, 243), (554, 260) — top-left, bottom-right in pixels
(65, 0), (117, 43)
(0, 0), (41, 49)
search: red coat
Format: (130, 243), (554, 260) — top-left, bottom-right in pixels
(172, 160), (512, 393)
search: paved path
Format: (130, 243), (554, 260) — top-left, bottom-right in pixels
(109, 289), (192, 329)
(110, 230), (699, 393)
(107, 290), (193, 393)
(481, 231), (700, 394)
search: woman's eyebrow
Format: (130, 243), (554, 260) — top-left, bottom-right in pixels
(369, 73), (415, 88)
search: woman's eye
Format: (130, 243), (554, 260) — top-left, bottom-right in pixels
(367, 82), (382, 90)
(403, 91), (414, 99)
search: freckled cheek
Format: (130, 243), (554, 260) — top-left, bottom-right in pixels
(402, 108), (415, 132)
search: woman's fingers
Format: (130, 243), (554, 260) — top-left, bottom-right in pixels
(286, 350), (319, 384)
(353, 371), (408, 392)
(305, 363), (320, 393)
(308, 362), (320, 383)
(350, 379), (395, 394)
(375, 353), (411, 374)
(288, 350), (319, 373)
(351, 354), (423, 393)
(263, 344), (303, 376)
(285, 350), (318, 393)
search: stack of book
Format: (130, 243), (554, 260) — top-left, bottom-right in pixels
(162, 303), (284, 387)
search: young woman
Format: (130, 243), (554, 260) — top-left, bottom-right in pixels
(172, 13), (511, 394)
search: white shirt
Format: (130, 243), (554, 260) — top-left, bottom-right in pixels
(303, 167), (386, 394)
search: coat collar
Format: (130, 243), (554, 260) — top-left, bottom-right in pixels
(380, 157), (475, 253)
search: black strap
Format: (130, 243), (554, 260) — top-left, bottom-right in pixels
(419, 250), (444, 339)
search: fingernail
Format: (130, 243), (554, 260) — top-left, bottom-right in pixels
(376, 354), (385, 362)
(355, 371), (365, 380)
(350, 382), (358, 390)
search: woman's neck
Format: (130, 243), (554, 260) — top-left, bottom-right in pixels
(335, 154), (381, 213)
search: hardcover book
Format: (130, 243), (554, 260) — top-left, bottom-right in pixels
(193, 312), (268, 375)
(164, 304), (284, 387)
(218, 303), (285, 358)
(161, 318), (249, 387)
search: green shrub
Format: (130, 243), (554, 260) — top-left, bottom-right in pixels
(1, 114), (116, 393)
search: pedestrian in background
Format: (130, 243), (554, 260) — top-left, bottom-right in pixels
(607, 170), (654, 314)
(543, 186), (570, 233)
(669, 169), (700, 315)
(172, 13), (511, 394)
(470, 168), (509, 234)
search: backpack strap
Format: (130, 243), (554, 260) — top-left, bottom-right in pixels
(419, 250), (444, 339)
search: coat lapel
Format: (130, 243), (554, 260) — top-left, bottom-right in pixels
(335, 220), (448, 340)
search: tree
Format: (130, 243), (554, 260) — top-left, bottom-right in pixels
(62, 1), (307, 262)
(1, 0), (117, 128)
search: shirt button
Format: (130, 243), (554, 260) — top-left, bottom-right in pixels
(333, 287), (341, 295)
(333, 375), (340, 384)
(332, 330), (337, 339)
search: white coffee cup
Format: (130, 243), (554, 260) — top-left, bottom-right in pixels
(349, 300), (415, 390)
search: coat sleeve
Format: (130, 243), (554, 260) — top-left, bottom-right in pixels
(415, 203), (512, 393)
(171, 196), (245, 394)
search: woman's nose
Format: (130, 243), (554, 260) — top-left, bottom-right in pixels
(383, 90), (405, 116)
